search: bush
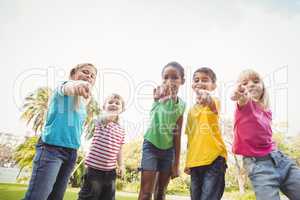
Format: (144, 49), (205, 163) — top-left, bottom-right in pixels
(167, 176), (189, 195)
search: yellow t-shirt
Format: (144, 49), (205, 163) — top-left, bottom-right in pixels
(185, 99), (227, 168)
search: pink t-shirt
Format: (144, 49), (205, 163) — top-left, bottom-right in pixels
(232, 100), (276, 157)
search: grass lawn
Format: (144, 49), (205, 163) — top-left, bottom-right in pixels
(0, 183), (288, 200)
(0, 183), (137, 200)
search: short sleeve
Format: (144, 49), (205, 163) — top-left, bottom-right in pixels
(175, 98), (186, 116)
(185, 110), (192, 135)
(56, 81), (68, 96)
(214, 98), (221, 113)
(150, 101), (160, 111)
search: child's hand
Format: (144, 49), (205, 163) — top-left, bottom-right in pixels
(231, 84), (247, 101)
(169, 84), (178, 101)
(171, 165), (180, 179)
(196, 89), (212, 106)
(117, 165), (125, 178)
(153, 84), (170, 102)
(184, 167), (191, 175)
(153, 85), (164, 101)
(74, 81), (91, 99)
(97, 113), (118, 126)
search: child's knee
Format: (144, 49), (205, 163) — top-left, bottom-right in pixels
(141, 192), (152, 200)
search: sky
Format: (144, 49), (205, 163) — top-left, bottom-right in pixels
(1, 0), (300, 141)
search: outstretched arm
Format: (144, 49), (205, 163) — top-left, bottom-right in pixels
(231, 84), (249, 107)
(62, 80), (91, 99)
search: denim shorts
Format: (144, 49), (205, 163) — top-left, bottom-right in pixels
(243, 150), (300, 200)
(140, 140), (174, 172)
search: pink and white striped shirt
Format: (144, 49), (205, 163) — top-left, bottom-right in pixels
(85, 121), (125, 171)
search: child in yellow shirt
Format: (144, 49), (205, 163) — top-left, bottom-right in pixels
(185, 67), (227, 200)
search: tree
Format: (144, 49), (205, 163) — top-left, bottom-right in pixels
(21, 87), (52, 134)
(13, 136), (39, 179)
(15, 87), (101, 180)
(222, 117), (249, 194)
(0, 144), (15, 167)
(83, 98), (101, 139)
(273, 132), (300, 165)
(69, 151), (85, 187)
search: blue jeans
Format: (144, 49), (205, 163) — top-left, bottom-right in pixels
(140, 140), (174, 172)
(243, 150), (300, 200)
(23, 140), (77, 200)
(78, 167), (116, 200)
(190, 156), (227, 200)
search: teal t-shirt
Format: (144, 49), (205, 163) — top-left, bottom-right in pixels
(144, 98), (186, 150)
(41, 82), (87, 149)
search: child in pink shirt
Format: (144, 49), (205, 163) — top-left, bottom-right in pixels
(232, 69), (300, 200)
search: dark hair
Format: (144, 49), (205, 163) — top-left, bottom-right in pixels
(193, 67), (216, 83)
(69, 63), (97, 78)
(162, 61), (185, 80)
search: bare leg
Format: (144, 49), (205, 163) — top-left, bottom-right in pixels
(154, 171), (171, 200)
(138, 170), (157, 200)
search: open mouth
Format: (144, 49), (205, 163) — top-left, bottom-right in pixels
(108, 107), (118, 111)
(195, 86), (207, 90)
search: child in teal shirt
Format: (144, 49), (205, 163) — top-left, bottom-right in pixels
(23, 63), (97, 200)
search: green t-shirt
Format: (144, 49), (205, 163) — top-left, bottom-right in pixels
(144, 98), (186, 149)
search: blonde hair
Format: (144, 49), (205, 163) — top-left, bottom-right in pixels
(70, 63), (97, 110)
(103, 93), (125, 123)
(238, 69), (270, 109)
(69, 63), (97, 79)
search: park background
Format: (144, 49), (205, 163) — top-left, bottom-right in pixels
(1, 0), (300, 199)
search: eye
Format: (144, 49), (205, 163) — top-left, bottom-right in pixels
(193, 78), (199, 83)
(82, 70), (89, 75)
(171, 75), (178, 80)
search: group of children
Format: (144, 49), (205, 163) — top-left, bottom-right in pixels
(22, 62), (300, 200)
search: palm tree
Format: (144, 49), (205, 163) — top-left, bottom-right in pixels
(84, 98), (101, 139)
(13, 136), (39, 179)
(21, 87), (101, 136)
(21, 87), (52, 134)
(16, 87), (101, 181)
(69, 98), (101, 186)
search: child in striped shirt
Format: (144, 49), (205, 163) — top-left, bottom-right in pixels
(78, 94), (125, 200)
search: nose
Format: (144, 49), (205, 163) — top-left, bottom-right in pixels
(168, 78), (176, 84)
(248, 81), (255, 88)
(87, 73), (93, 79)
(197, 81), (206, 88)
(111, 102), (117, 106)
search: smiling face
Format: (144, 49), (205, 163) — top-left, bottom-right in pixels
(103, 95), (124, 115)
(71, 64), (97, 86)
(162, 66), (184, 93)
(239, 73), (264, 101)
(192, 72), (216, 92)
